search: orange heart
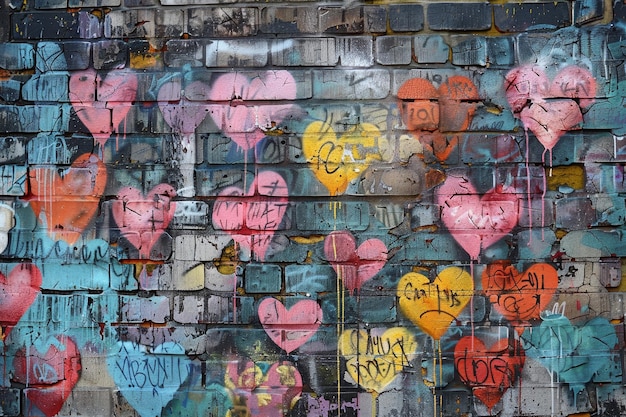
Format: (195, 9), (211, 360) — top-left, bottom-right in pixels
(397, 267), (473, 340)
(29, 153), (106, 245)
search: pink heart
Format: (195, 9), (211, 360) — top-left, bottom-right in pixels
(158, 80), (211, 137)
(225, 360), (303, 416)
(208, 71), (297, 150)
(258, 297), (322, 354)
(111, 184), (177, 259)
(505, 65), (596, 150)
(0, 264), (42, 338)
(69, 69), (138, 148)
(212, 171), (288, 261)
(13, 335), (81, 417)
(324, 231), (387, 293)
(436, 174), (519, 260)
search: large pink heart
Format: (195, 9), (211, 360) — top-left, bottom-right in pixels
(158, 80), (211, 137)
(436, 174), (519, 260)
(225, 360), (303, 416)
(505, 65), (596, 150)
(69, 68), (138, 148)
(0, 263), (42, 338)
(212, 171), (288, 261)
(258, 297), (322, 354)
(13, 335), (81, 417)
(111, 184), (177, 259)
(323, 231), (387, 293)
(208, 71), (296, 150)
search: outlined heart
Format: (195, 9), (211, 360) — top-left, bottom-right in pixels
(13, 335), (81, 417)
(339, 327), (417, 393)
(111, 184), (177, 259)
(454, 336), (525, 411)
(208, 71), (297, 150)
(482, 261), (558, 326)
(397, 75), (479, 162)
(323, 230), (387, 293)
(69, 68), (138, 147)
(29, 153), (107, 245)
(435, 172), (519, 260)
(521, 314), (618, 395)
(397, 266), (473, 340)
(258, 297), (322, 354)
(158, 79), (211, 138)
(505, 65), (596, 150)
(0, 263), (42, 338)
(107, 341), (190, 417)
(225, 360), (303, 415)
(212, 171), (288, 261)
(302, 121), (382, 195)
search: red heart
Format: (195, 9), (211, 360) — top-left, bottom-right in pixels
(13, 336), (81, 417)
(435, 173), (519, 260)
(69, 68), (138, 147)
(0, 263), (41, 338)
(505, 65), (596, 150)
(225, 360), (302, 416)
(482, 261), (558, 327)
(29, 153), (107, 245)
(258, 297), (322, 354)
(397, 75), (479, 162)
(454, 336), (525, 411)
(208, 71), (297, 150)
(212, 171), (288, 261)
(323, 231), (387, 293)
(111, 184), (177, 259)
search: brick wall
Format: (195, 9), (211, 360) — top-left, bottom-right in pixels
(0, 0), (625, 416)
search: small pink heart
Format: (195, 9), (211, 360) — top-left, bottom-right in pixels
(324, 231), (387, 293)
(212, 171), (288, 261)
(0, 263), (42, 338)
(69, 69), (138, 148)
(208, 71), (297, 150)
(111, 184), (177, 259)
(158, 80), (211, 137)
(505, 65), (596, 150)
(436, 173), (519, 260)
(258, 297), (322, 354)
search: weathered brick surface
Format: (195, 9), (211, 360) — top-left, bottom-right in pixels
(1, 1), (626, 417)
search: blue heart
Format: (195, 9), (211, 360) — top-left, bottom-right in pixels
(522, 314), (618, 395)
(107, 341), (190, 417)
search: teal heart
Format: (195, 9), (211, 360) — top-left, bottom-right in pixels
(522, 314), (618, 395)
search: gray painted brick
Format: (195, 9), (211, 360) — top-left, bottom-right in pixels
(271, 38), (337, 66)
(414, 35), (449, 64)
(389, 4), (424, 32)
(206, 39), (269, 67)
(188, 7), (258, 37)
(313, 69), (390, 99)
(451, 36), (487, 66)
(11, 11), (101, 40)
(364, 5), (387, 33)
(93, 40), (128, 69)
(295, 201), (370, 231)
(165, 40), (205, 67)
(428, 3), (492, 31)
(494, 2), (571, 33)
(105, 9), (183, 38)
(0, 388), (20, 416)
(376, 36), (413, 65)
(336, 36), (373, 67)
(260, 6), (318, 34)
(320, 6), (365, 34)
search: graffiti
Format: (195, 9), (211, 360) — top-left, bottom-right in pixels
(397, 267), (473, 340)
(258, 297), (323, 353)
(108, 341), (190, 417)
(339, 327), (417, 393)
(12, 335), (81, 417)
(0, 263), (41, 339)
(323, 230), (387, 294)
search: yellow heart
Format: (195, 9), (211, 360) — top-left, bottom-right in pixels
(339, 327), (417, 393)
(302, 121), (381, 195)
(397, 267), (473, 340)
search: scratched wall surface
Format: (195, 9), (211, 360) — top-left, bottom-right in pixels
(1, 0), (626, 416)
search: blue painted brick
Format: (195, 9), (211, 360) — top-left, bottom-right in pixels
(0, 388), (20, 416)
(36, 41), (90, 72)
(22, 73), (69, 102)
(244, 263), (282, 293)
(389, 4), (424, 32)
(494, 2), (571, 33)
(575, 0), (604, 24)
(12, 12), (101, 40)
(414, 35), (449, 64)
(295, 201), (371, 231)
(487, 37), (514, 67)
(428, 3), (492, 31)
(0, 44), (34, 70)
(285, 264), (336, 295)
(0, 79), (21, 103)
(451, 36), (487, 66)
